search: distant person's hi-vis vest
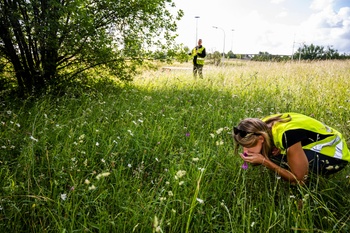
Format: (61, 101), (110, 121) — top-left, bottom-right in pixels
(262, 112), (350, 162)
(192, 46), (205, 65)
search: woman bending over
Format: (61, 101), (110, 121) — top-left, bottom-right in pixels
(233, 112), (349, 184)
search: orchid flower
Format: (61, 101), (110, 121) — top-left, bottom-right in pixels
(241, 152), (248, 170)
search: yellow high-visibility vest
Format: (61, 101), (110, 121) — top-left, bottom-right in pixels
(262, 112), (350, 161)
(191, 46), (205, 65)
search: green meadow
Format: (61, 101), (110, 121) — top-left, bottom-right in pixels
(1, 60), (350, 232)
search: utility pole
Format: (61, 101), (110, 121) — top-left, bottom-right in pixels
(213, 26), (226, 59)
(195, 16), (200, 45)
(231, 29), (235, 52)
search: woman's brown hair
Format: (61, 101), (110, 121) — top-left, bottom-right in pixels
(233, 114), (292, 158)
(233, 118), (273, 158)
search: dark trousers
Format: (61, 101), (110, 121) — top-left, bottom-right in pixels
(193, 63), (203, 78)
(270, 149), (348, 176)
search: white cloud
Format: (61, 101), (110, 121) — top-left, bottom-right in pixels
(271, 0), (285, 4)
(276, 10), (288, 18)
(310, 0), (335, 11)
(296, 1), (350, 53)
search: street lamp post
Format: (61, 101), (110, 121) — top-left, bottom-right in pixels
(231, 29), (235, 52)
(213, 26), (226, 59)
(195, 16), (200, 45)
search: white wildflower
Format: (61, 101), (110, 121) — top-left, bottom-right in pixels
(198, 167), (205, 172)
(216, 128), (224, 134)
(179, 181), (184, 186)
(302, 194), (310, 202)
(127, 130), (134, 136)
(96, 172), (111, 180)
(210, 133), (215, 138)
(84, 179), (90, 185)
(168, 191), (173, 197)
(60, 193), (67, 201)
(96, 142), (99, 146)
(192, 157), (199, 162)
(196, 198), (204, 204)
(29, 135), (38, 142)
(216, 140), (224, 146)
(88, 185), (96, 190)
(153, 216), (160, 232)
(175, 170), (186, 179)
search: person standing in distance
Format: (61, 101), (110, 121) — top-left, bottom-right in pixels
(190, 39), (206, 78)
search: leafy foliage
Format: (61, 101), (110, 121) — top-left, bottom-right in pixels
(293, 44), (341, 60)
(0, 0), (183, 96)
(206, 51), (222, 66)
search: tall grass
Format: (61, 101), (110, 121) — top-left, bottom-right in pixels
(1, 60), (350, 232)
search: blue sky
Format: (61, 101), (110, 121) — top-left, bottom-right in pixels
(173, 0), (350, 55)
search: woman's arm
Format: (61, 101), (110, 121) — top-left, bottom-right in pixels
(241, 142), (309, 184)
(285, 142), (309, 182)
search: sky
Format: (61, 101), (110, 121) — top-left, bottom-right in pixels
(172, 0), (350, 55)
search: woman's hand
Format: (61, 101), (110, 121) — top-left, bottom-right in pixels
(239, 152), (266, 165)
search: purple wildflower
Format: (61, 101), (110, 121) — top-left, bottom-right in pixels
(185, 132), (190, 137)
(242, 152), (248, 170)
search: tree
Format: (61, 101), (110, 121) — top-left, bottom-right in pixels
(0, 0), (183, 96)
(211, 51), (222, 66)
(293, 43), (340, 60)
(227, 50), (235, 59)
(174, 45), (190, 63)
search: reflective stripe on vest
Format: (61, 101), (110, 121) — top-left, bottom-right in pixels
(197, 57), (205, 65)
(310, 135), (343, 159)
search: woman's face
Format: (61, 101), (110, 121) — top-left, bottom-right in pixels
(242, 136), (264, 154)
